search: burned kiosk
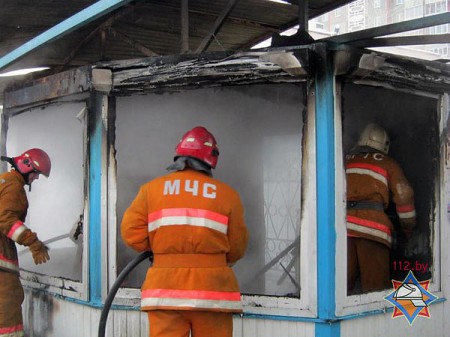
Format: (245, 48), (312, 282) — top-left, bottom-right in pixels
(1, 43), (450, 336)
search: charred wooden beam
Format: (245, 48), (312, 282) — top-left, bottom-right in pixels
(99, 51), (307, 96)
(56, 27), (105, 73)
(339, 48), (450, 93)
(4, 66), (91, 110)
(108, 27), (159, 57)
(181, 0), (189, 53)
(100, 29), (107, 60)
(195, 0), (241, 53)
(55, 3), (143, 72)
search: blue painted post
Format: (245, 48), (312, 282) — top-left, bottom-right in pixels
(314, 43), (340, 337)
(0, 0), (134, 71)
(89, 93), (104, 306)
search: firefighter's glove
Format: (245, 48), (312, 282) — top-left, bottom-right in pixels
(29, 240), (50, 265)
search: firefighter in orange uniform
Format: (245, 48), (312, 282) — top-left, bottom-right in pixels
(346, 124), (416, 294)
(121, 126), (249, 337)
(0, 149), (51, 337)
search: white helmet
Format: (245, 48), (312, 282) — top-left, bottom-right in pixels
(357, 123), (390, 154)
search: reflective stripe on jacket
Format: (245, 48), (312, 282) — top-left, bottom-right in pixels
(345, 151), (416, 247)
(0, 325), (24, 337)
(0, 171), (29, 274)
(121, 168), (248, 312)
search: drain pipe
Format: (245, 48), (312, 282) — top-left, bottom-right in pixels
(98, 251), (153, 337)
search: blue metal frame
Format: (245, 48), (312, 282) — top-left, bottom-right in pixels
(0, 0), (134, 71)
(314, 44), (340, 337)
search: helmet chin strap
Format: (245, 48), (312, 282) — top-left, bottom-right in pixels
(20, 172), (33, 191)
(26, 175), (33, 191)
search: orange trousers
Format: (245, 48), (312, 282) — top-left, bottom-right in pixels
(147, 310), (233, 337)
(0, 271), (24, 337)
(347, 237), (390, 294)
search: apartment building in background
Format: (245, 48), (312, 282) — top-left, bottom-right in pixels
(311, 0), (450, 58)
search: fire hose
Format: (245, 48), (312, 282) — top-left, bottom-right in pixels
(98, 250), (153, 337)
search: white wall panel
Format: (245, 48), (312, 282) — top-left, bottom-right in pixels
(340, 302), (446, 337)
(241, 316), (314, 337)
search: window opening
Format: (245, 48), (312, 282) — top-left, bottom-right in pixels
(342, 84), (439, 295)
(8, 103), (86, 282)
(114, 84), (305, 299)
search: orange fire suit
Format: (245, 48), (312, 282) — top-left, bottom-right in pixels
(121, 168), (248, 337)
(0, 170), (45, 337)
(346, 150), (416, 293)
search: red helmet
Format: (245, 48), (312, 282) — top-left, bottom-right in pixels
(13, 148), (51, 177)
(175, 126), (219, 168)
